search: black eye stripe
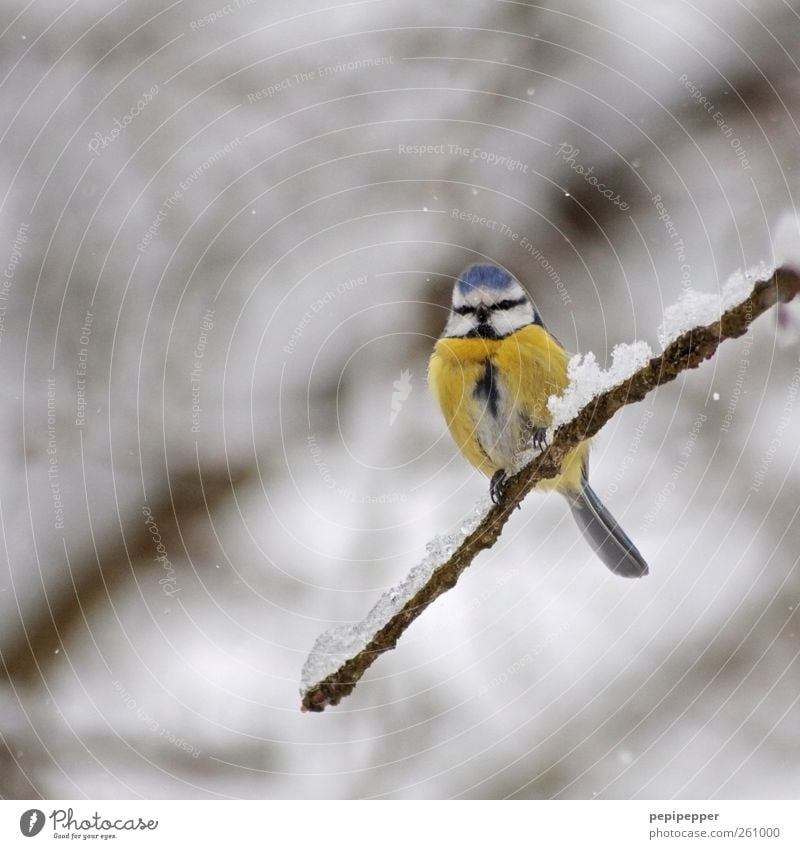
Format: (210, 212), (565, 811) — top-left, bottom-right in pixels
(453, 296), (529, 316)
(491, 297), (528, 311)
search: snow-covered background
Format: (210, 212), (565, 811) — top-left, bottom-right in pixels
(1, 0), (799, 799)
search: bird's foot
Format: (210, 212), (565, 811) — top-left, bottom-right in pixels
(532, 426), (548, 452)
(490, 469), (508, 504)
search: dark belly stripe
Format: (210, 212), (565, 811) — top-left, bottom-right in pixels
(473, 358), (500, 419)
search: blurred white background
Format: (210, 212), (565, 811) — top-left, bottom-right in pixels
(1, 0), (799, 799)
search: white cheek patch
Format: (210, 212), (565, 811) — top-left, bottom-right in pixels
(444, 313), (477, 337)
(490, 303), (534, 337)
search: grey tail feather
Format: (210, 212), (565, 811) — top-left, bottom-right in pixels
(568, 480), (649, 579)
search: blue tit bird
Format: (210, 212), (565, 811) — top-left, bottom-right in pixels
(428, 263), (648, 578)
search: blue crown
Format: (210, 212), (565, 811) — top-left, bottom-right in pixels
(457, 264), (513, 294)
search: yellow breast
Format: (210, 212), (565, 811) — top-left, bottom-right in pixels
(428, 325), (588, 493)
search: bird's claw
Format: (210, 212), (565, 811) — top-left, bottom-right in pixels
(490, 469), (508, 504)
(532, 426), (548, 452)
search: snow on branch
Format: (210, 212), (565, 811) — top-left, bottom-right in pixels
(301, 260), (800, 713)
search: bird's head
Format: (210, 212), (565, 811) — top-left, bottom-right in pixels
(442, 263), (542, 339)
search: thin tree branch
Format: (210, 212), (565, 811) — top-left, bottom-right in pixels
(301, 266), (800, 713)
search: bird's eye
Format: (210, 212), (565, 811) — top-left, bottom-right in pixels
(453, 305), (476, 316)
(492, 297), (528, 311)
